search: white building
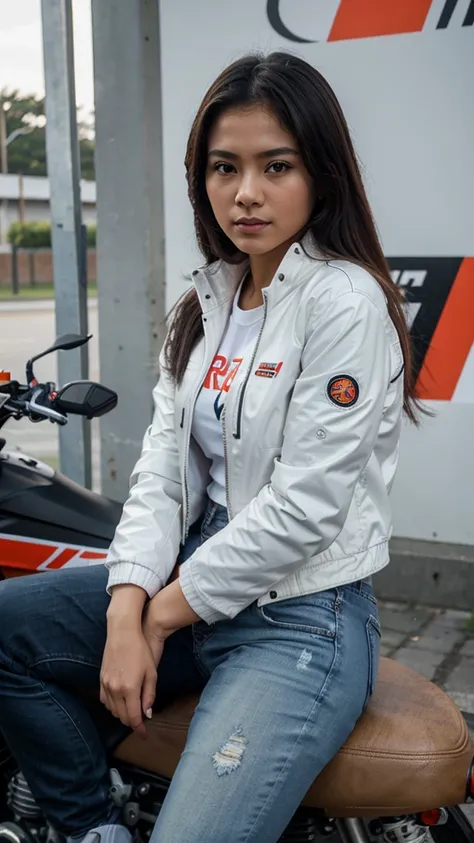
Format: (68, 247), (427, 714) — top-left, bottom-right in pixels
(0, 173), (96, 243)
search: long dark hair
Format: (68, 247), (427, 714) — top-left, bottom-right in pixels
(164, 51), (421, 423)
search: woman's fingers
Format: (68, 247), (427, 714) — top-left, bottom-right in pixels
(100, 628), (158, 738)
(141, 664), (157, 721)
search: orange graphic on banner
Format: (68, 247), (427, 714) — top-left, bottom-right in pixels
(416, 258), (474, 401)
(328, 0), (434, 41)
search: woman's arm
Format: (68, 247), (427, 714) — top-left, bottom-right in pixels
(105, 347), (183, 598)
(177, 290), (395, 624)
(106, 583), (148, 626)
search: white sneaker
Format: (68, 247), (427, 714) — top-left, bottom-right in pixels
(67, 823), (132, 843)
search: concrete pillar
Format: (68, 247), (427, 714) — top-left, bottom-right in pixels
(91, 0), (166, 501)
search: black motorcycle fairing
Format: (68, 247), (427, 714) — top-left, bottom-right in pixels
(0, 452), (123, 545)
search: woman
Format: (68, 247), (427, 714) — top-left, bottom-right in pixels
(0, 52), (420, 843)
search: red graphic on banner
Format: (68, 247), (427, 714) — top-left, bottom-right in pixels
(267, 0), (473, 44)
(328, 0), (433, 41)
(416, 258), (474, 401)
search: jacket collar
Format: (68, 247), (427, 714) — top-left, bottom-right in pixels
(191, 232), (326, 314)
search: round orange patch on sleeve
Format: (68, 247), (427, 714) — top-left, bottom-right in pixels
(327, 375), (359, 407)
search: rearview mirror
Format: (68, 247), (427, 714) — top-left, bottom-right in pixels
(26, 334), (92, 384)
(54, 381), (118, 419)
(50, 334), (91, 353)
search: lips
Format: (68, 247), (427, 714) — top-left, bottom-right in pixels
(235, 217), (268, 225)
(234, 217), (270, 232)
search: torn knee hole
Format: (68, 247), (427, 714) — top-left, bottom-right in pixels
(212, 727), (248, 776)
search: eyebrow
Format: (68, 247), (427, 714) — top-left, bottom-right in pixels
(208, 146), (299, 160)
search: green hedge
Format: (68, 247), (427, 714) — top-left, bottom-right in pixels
(8, 222), (97, 249)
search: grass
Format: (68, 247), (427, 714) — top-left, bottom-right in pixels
(0, 283), (97, 301)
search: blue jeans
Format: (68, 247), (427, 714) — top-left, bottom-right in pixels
(0, 498), (380, 843)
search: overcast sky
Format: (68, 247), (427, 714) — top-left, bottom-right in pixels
(0, 0), (94, 115)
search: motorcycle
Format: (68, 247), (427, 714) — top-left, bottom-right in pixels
(0, 335), (473, 843)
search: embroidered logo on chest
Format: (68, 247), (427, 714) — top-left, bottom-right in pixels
(255, 361), (283, 379)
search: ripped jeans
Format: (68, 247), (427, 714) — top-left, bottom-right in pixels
(0, 497), (380, 843)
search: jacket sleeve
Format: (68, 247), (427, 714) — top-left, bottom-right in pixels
(105, 348), (183, 597)
(179, 290), (394, 623)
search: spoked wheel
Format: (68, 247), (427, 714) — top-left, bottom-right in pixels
(430, 806), (474, 843)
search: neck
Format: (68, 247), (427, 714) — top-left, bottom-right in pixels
(248, 239), (293, 293)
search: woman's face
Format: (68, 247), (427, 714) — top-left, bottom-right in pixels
(205, 105), (314, 257)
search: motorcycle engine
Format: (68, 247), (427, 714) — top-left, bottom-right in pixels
(0, 763), (61, 843)
(7, 773), (42, 821)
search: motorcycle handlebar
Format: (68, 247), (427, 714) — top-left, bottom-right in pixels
(1, 335), (117, 428)
(0, 383), (68, 426)
(1, 378), (117, 426)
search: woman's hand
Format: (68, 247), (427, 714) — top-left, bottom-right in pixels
(100, 626), (157, 739)
(100, 584), (155, 739)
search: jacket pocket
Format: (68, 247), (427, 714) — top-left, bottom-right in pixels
(257, 591), (337, 638)
(364, 614), (381, 709)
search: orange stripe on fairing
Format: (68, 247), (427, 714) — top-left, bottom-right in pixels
(416, 258), (474, 400)
(328, 0), (434, 41)
(0, 534), (108, 573)
(80, 551), (108, 561)
(45, 548), (79, 569)
(0, 536), (57, 569)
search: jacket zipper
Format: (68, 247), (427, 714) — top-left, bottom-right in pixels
(181, 317), (209, 541)
(233, 292), (268, 440)
(221, 403), (233, 519)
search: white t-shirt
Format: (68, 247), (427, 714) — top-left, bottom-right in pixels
(192, 277), (264, 506)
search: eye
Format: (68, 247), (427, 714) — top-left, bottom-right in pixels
(214, 162), (236, 175)
(267, 161), (291, 174)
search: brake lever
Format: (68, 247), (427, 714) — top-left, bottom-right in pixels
(26, 387), (68, 426)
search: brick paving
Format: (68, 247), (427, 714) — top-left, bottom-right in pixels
(379, 600), (474, 713)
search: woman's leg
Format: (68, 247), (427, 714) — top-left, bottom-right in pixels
(150, 582), (380, 843)
(0, 565), (116, 835)
(0, 559), (205, 838)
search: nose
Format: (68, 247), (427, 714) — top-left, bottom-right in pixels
(235, 170), (264, 208)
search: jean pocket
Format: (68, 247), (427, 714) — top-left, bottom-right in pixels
(257, 591), (337, 639)
(345, 580), (378, 606)
(193, 620), (216, 647)
(364, 614), (381, 709)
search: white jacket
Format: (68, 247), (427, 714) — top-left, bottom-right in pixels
(106, 236), (404, 624)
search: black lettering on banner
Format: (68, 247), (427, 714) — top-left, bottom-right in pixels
(387, 257), (462, 381)
(437, 0), (459, 29)
(463, 0), (474, 26)
(266, 0), (316, 43)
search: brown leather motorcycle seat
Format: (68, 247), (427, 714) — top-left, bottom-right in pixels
(113, 657), (474, 817)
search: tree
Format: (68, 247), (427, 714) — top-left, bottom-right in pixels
(0, 89), (95, 181)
